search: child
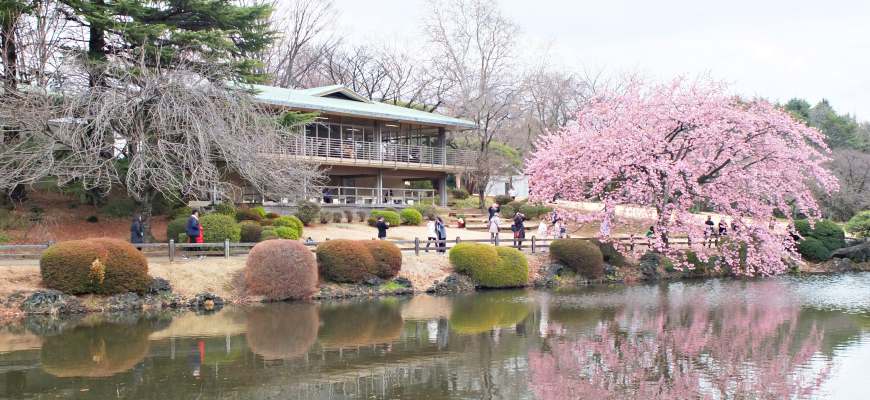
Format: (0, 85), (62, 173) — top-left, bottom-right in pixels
(489, 214), (501, 243)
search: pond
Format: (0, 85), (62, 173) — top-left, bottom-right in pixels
(1, 274), (869, 399)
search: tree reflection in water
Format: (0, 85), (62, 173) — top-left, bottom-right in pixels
(529, 282), (832, 399)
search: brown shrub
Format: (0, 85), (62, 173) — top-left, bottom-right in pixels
(550, 238), (604, 279)
(361, 240), (402, 279)
(246, 303), (319, 360)
(40, 240), (108, 294)
(91, 238), (151, 294)
(245, 240), (318, 301)
(315, 240), (375, 283)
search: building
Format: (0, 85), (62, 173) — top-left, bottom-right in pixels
(485, 175), (529, 199)
(244, 84), (476, 208)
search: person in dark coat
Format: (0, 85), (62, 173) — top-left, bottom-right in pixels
(512, 211), (526, 250)
(487, 203), (499, 221)
(376, 216), (389, 240)
(130, 215), (145, 248)
(185, 210), (204, 260)
(435, 217), (447, 253)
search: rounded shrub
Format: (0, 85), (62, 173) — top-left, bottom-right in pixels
(494, 195), (512, 206)
(40, 240), (109, 294)
(798, 237), (831, 262)
(251, 206), (267, 219)
(519, 202), (552, 220)
(265, 212), (280, 219)
(410, 203), (438, 219)
(449, 243), (500, 276)
(235, 208), (262, 223)
(274, 226), (300, 240)
(590, 239), (626, 266)
(260, 228), (278, 241)
(367, 210), (401, 227)
(451, 188), (470, 200)
(165, 217), (188, 243)
(294, 201), (320, 226)
(240, 221), (263, 243)
(274, 215), (304, 231)
(200, 213), (241, 243)
(171, 206), (193, 219)
(550, 238), (604, 279)
(846, 211), (870, 238)
(399, 208), (423, 225)
(213, 202), (236, 216)
(91, 238), (150, 294)
(449, 244), (526, 288)
(332, 211), (343, 223)
(795, 219), (846, 251)
(362, 241), (402, 279)
(245, 240), (318, 300)
(316, 240), (376, 283)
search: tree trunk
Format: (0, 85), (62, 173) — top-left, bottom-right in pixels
(139, 191), (157, 243)
(1, 8), (19, 91)
(87, 1), (106, 88)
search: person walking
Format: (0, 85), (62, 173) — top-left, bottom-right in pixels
(551, 210), (560, 226)
(489, 214), (501, 244)
(488, 203), (500, 221)
(130, 215), (145, 246)
(512, 211), (526, 250)
(436, 217), (447, 253)
(376, 216), (389, 240)
(718, 219), (728, 237)
(425, 216), (438, 252)
(537, 219), (548, 239)
(185, 210), (204, 260)
(703, 216), (715, 247)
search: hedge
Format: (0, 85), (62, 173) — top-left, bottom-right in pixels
(40, 238), (150, 295)
(316, 240), (376, 283)
(448, 243), (528, 288)
(260, 228), (278, 241)
(294, 201), (320, 226)
(795, 219), (846, 252)
(274, 226), (301, 240)
(213, 202), (236, 216)
(274, 215), (304, 233)
(235, 208), (262, 223)
(550, 238), (604, 279)
(362, 241), (403, 279)
(399, 208), (423, 225)
(798, 237), (831, 262)
(240, 221), (263, 243)
(367, 210), (401, 227)
(245, 240), (318, 300)
(166, 217), (188, 243)
(846, 211), (870, 238)
(200, 213), (241, 243)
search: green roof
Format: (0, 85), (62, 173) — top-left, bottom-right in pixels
(248, 84), (476, 130)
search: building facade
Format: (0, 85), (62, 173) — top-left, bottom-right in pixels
(244, 84), (476, 207)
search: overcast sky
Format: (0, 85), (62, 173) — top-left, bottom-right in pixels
(331, 0), (870, 119)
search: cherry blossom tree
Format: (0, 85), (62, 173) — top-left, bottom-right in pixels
(525, 77), (839, 275)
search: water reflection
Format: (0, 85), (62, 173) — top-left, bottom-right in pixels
(247, 303), (319, 360)
(449, 291), (531, 335)
(318, 300), (403, 348)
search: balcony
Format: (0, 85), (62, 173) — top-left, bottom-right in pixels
(317, 186), (435, 206)
(280, 137), (477, 172)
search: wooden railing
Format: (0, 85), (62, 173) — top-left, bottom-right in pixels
(281, 137), (477, 169)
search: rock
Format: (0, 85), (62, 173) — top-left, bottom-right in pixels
(533, 263), (566, 288)
(363, 275), (385, 286)
(19, 290), (85, 316)
(818, 258), (855, 273)
(392, 277), (413, 288)
(639, 252), (667, 281)
(148, 277), (172, 294)
(189, 292), (224, 311)
(831, 241), (870, 263)
(426, 273), (475, 295)
(603, 263), (618, 276)
(105, 293), (143, 312)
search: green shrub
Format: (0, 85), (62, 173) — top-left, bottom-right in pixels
(590, 239), (626, 266)
(451, 188), (470, 200)
(449, 243), (499, 276)
(0, 232), (9, 243)
(213, 202), (236, 216)
(846, 211), (870, 238)
(550, 239), (604, 279)
(260, 228), (278, 241)
(795, 219), (846, 251)
(273, 226), (301, 240)
(368, 210), (401, 227)
(200, 213), (241, 243)
(362, 241), (402, 279)
(100, 197), (137, 218)
(235, 208), (262, 222)
(798, 237), (831, 262)
(399, 208), (423, 225)
(448, 244), (526, 288)
(245, 240), (318, 301)
(294, 201), (320, 226)
(316, 240), (376, 283)
(494, 195), (512, 206)
(251, 206), (267, 219)
(240, 221), (263, 243)
(500, 200), (522, 218)
(265, 212), (280, 219)
(332, 211), (343, 223)
(274, 215), (304, 232)
(171, 206), (193, 219)
(40, 239), (150, 295)
(410, 203), (438, 219)
(166, 217), (188, 243)
(519, 202), (552, 220)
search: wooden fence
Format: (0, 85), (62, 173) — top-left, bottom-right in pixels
(0, 234), (692, 262)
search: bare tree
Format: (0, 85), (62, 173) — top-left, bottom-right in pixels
(819, 149), (870, 221)
(1, 65), (323, 238)
(425, 0), (520, 207)
(264, 0), (339, 88)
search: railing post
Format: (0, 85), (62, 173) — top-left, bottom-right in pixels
(531, 236), (536, 254)
(494, 234), (499, 247)
(224, 239), (230, 258)
(169, 239), (175, 262)
(455, 236), (461, 245)
(414, 237), (420, 256)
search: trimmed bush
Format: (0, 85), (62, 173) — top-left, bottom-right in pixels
(343, 210), (354, 222)
(245, 240), (318, 300)
(519, 202), (552, 220)
(100, 197), (137, 218)
(200, 213), (241, 243)
(449, 243), (499, 276)
(448, 243), (527, 288)
(235, 208), (262, 222)
(274, 215), (303, 230)
(251, 206), (267, 219)
(410, 203), (438, 219)
(165, 217), (188, 243)
(500, 200), (522, 218)
(494, 195), (513, 205)
(319, 213), (330, 224)
(240, 221), (263, 243)
(294, 201), (320, 226)
(213, 202), (236, 216)
(367, 210), (401, 227)
(550, 238), (604, 279)
(356, 211), (368, 222)
(362, 241), (402, 279)
(590, 239), (626, 266)
(40, 239), (150, 295)
(846, 211), (870, 238)
(274, 226), (300, 240)
(451, 188), (470, 200)
(400, 208), (423, 225)
(795, 219), (846, 252)
(798, 237), (831, 262)
(265, 212), (280, 219)
(260, 228), (278, 241)
(332, 211), (343, 223)
(316, 240), (376, 283)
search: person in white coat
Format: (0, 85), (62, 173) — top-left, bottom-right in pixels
(425, 216), (438, 252)
(537, 219), (548, 239)
(489, 214), (501, 244)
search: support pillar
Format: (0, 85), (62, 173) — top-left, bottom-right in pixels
(438, 174), (448, 206)
(376, 170), (384, 206)
(455, 173), (462, 190)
